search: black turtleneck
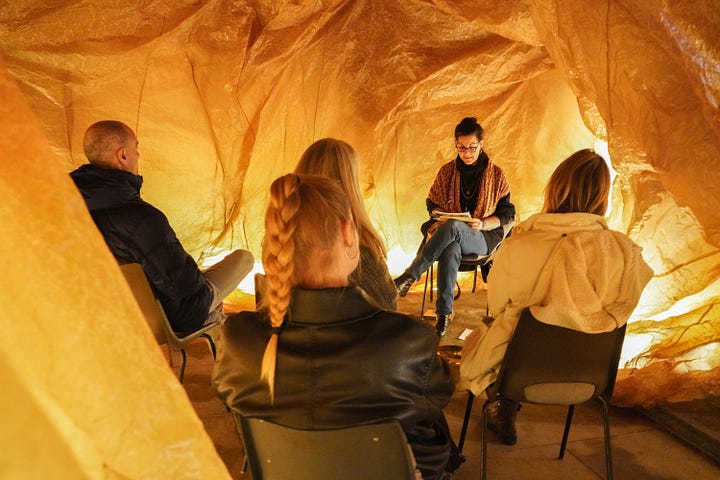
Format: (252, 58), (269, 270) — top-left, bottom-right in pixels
(456, 151), (488, 213)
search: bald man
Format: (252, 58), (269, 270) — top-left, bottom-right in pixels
(71, 120), (254, 334)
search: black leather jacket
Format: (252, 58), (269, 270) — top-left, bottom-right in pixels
(70, 164), (212, 332)
(213, 286), (456, 480)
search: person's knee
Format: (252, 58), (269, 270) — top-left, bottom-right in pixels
(227, 249), (255, 271)
(439, 242), (461, 263)
(438, 219), (464, 236)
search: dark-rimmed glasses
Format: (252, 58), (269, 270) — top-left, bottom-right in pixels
(456, 144), (480, 153)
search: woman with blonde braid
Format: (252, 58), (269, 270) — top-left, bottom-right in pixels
(213, 174), (461, 480)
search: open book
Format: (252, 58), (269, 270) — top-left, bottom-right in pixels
(431, 211), (474, 223)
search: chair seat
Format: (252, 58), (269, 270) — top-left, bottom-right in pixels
(460, 253), (490, 264)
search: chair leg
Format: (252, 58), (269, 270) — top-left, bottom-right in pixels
(201, 333), (217, 359)
(178, 348), (187, 383)
(429, 263), (434, 301)
(420, 268), (430, 318)
(454, 282), (462, 301)
(481, 261), (492, 283)
(559, 405), (575, 459)
(231, 413), (250, 475)
(597, 396), (614, 480)
(480, 399), (491, 480)
(457, 392), (475, 453)
(472, 267), (478, 293)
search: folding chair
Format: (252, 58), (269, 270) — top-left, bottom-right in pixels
(238, 416), (419, 480)
(120, 263), (220, 383)
(420, 218), (514, 318)
(457, 307), (626, 480)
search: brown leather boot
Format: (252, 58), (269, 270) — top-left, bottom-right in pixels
(486, 398), (520, 445)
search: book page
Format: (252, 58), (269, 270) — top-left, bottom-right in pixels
(432, 211), (474, 222)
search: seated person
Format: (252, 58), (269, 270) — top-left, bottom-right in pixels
(213, 174), (461, 480)
(460, 149), (653, 445)
(394, 117), (515, 337)
(70, 120), (254, 333)
(294, 138), (397, 309)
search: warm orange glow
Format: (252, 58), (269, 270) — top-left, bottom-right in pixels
(1, 5), (718, 459)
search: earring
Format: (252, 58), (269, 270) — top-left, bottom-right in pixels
(346, 245), (359, 260)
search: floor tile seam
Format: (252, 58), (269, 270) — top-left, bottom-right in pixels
(565, 449), (606, 480)
(607, 426), (658, 438)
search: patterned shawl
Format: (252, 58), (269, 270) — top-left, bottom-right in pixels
(428, 155), (510, 220)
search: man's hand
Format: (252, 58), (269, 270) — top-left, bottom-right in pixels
(470, 218), (483, 231)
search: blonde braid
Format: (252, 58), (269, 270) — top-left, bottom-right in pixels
(260, 174), (301, 401)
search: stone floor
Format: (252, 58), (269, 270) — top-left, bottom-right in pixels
(174, 281), (720, 479)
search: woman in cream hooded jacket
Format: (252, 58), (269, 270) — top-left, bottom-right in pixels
(460, 155), (653, 396)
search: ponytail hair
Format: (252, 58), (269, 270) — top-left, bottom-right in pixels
(260, 173), (353, 401)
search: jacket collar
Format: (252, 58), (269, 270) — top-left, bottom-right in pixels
(517, 212), (608, 235)
(70, 163), (143, 211)
(288, 286), (381, 325)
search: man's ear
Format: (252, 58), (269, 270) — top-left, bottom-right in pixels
(114, 147), (125, 163)
(114, 148), (128, 169)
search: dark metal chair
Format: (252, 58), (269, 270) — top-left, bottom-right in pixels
(238, 416), (419, 480)
(457, 307), (627, 479)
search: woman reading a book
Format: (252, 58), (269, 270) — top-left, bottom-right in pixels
(394, 117), (516, 336)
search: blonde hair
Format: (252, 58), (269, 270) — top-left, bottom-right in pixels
(260, 173), (353, 400)
(294, 138), (387, 262)
(543, 149), (610, 215)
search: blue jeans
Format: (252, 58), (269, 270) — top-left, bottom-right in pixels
(405, 220), (488, 315)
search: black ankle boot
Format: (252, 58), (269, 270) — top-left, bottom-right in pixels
(435, 313), (451, 338)
(486, 398), (520, 445)
(393, 273), (416, 297)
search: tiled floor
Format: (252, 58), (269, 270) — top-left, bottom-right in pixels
(176, 284), (720, 479)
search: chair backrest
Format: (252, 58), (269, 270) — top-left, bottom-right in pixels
(253, 273), (267, 309)
(120, 263), (169, 345)
(500, 217), (515, 242)
(239, 416), (418, 480)
(495, 308), (626, 405)
(486, 217), (516, 258)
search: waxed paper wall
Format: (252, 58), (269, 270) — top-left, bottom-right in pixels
(0, 0), (718, 422)
(0, 55), (231, 479)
